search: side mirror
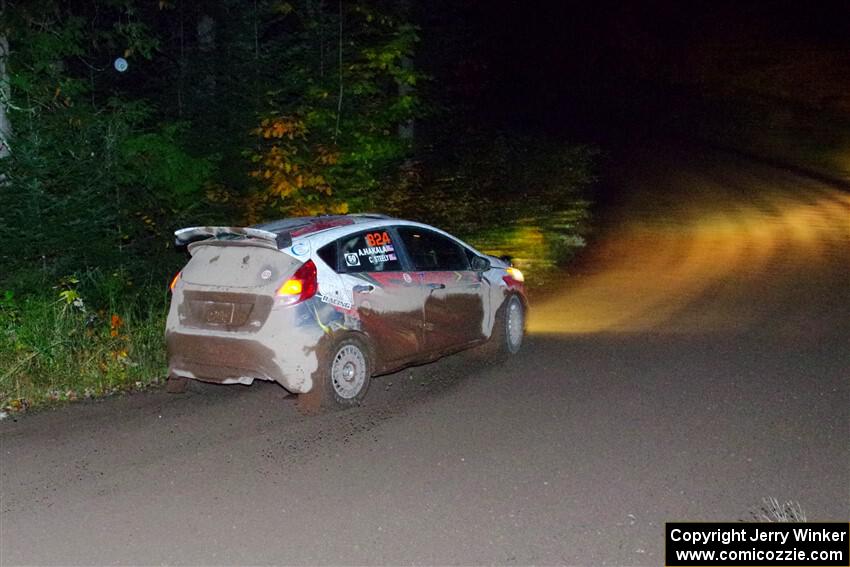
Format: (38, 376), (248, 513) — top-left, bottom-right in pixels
(471, 256), (491, 272)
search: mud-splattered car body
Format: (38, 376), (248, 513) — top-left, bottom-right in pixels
(166, 214), (527, 408)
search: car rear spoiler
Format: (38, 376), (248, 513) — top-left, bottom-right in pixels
(174, 226), (292, 250)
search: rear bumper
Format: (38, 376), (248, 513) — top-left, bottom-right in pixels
(166, 330), (318, 394)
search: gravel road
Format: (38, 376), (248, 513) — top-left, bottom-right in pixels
(2, 140), (848, 566)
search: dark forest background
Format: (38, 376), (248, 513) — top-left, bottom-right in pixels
(0, 0), (598, 407)
(2, 0), (849, 409)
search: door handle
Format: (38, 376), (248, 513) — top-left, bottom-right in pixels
(353, 284), (374, 293)
(426, 283), (446, 290)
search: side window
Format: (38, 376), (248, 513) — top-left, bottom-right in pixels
(337, 229), (401, 273)
(397, 227), (471, 271)
(317, 242), (337, 271)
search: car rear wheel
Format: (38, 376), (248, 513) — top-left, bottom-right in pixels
(298, 336), (372, 412)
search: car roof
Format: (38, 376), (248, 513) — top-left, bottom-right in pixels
(253, 214), (481, 255)
(253, 214), (394, 238)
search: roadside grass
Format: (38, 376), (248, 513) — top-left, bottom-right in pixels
(0, 273), (168, 413)
(753, 497), (807, 522)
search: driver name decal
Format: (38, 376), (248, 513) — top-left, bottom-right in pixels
(358, 243), (396, 264)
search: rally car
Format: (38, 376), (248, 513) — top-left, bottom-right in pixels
(166, 214), (527, 409)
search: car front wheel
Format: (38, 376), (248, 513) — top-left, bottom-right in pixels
(476, 294), (525, 360)
(504, 295), (525, 354)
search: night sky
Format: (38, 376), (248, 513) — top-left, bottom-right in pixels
(419, 1), (850, 140)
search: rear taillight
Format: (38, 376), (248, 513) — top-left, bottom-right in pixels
(276, 259), (318, 305)
(169, 271), (181, 292)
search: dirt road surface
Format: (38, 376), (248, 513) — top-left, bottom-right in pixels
(2, 140), (848, 565)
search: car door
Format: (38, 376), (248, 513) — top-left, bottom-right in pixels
(396, 226), (487, 353)
(331, 228), (425, 367)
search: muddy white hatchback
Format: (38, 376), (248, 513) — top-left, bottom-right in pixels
(166, 214), (527, 410)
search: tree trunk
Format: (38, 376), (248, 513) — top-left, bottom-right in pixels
(197, 13), (216, 97)
(397, 55), (414, 142)
(333, 0), (342, 142)
(395, 0), (414, 142)
(0, 30), (11, 159)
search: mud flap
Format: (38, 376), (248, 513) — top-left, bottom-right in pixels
(165, 376), (189, 394)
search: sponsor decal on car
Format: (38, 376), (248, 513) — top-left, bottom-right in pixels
(319, 293), (353, 310)
(290, 241), (310, 256)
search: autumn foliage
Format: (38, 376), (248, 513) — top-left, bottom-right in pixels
(246, 2), (420, 222)
(248, 117), (347, 219)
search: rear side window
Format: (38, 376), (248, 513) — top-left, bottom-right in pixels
(317, 243), (337, 270)
(397, 227), (470, 271)
(337, 230), (401, 273)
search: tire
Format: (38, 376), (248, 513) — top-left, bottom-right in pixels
(297, 336), (372, 413)
(478, 294), (525, 359)
(165, 375), (189, 394)
(503, 294), (525, 354)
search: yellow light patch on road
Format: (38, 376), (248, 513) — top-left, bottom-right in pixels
(529, 167), (850, 336)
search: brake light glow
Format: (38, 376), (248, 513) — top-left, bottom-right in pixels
(276, 259), (318, 305)
(278, 279), (303, 295)
(169, 271), (181, 292)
